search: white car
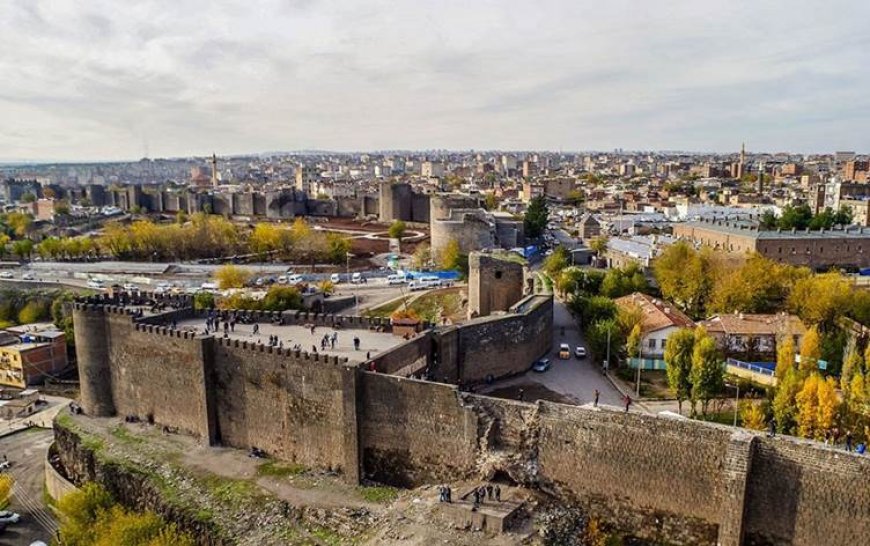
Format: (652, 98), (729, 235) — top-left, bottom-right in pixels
(386, 274), (406, 285)
(122, 283), (138, 291)
(330, 273), (341, 284)
(287, 274), (304, 284)
(0, 510), (20, 524)
(21, 272), (35, 280)
(351, 272), (363, 284)
(0, 271), (12, 279)
(575, 346), (587, 359)
(86, 279), (104, 289)
(277, 275), (288, 284)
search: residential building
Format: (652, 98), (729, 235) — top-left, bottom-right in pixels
(577, 213), (602, 241)
(699, 313), (806, 360)
(0, 323), (68, 388)
(616, 293), (695, 370)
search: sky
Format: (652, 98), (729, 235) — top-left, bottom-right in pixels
(2, 0), (869, 161)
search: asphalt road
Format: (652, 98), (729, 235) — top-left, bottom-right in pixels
(481, 297), (626, 408)
(0, 428), (58, 546)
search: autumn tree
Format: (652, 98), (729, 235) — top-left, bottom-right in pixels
(773, 367), (801, 434)
(411, 242), (432, 270)
(438, 238), (467, 275)
(775, 337), (796, 380)
(841, 348), (864, 392)
(626, 323), (643, 365)
(664, 328), (695, 414)
(798, 326), (822, 377)
(795, 373), (820, 438)
(652, 242), (721, 318)
(11, 239), (33, 260)
(588, 235), (609, 256)
(739, 401), (767, 430)
(249, 223), (285, 258)
(0, 474), (12, 507)
(690, 329), (723, 417)
(214, 264), (251, 289)
(708, 254), (807, 314)
(788, 272), (853, 329)
(325, 232), (351, 264)
(261, 286), (303, 311)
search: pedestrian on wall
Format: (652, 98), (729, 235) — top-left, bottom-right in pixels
(593, 389), (600, 408)
(768, 418), (776, 438)
(252, 322), (259, 335)
(623, 395), (631, 412)
(846, 430), (854, 452)
(518, 388), (524, 401)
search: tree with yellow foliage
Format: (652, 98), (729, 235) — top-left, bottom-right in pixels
(796, 373), (820, 438)
(214, 264), (251, 289)
(798, 326), (822, 377)
(816, 376), (839, 440)
(0, 474), (12, 508)
(739, 400), (767, 431)
(841, 348), (864, 393)
(775, 337), (796, 380)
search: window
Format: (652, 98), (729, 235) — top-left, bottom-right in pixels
(495, 271), (502, 279)
(648, 338), (656, 349)
(660, 339), (667, 348)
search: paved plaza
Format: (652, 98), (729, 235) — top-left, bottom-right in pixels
(176, 317), (404, 363)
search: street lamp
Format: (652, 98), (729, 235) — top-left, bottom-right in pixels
(634, 340), (642, 397)
(726, 381), (741, 427)
(346, 252), (356, 313)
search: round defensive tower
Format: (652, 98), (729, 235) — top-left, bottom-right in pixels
(72, 303), (116, 416)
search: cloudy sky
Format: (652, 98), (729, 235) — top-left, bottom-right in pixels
(1, 0), (869, 161)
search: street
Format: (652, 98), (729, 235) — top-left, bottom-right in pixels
(481, 298), (626, 408)
(0, 428), (58, 546)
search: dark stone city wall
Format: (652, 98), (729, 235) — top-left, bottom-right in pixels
(210, 339), (359, 479)
(744, 437), (870, 546)
(358, 373), (478, 487)
(370, 332), (431, 375)
(70, 299), (870, 546)
(452, 295), (553, 383)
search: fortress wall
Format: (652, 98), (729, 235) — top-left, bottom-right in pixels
(108, 318), (212, 439)
(453, 296), (553, 383)
(211, 340), (358, 478)
(358, 373), (478, 487)
(744, 437), (870, 546)
(535, 402), (730, 544)
(370, 332), (431, 375)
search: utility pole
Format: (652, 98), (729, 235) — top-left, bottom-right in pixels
(733, 383), (740, 427)
(604, 327), (611, 374)
(635, 340), (642, 397)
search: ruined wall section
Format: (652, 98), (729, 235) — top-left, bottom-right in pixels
(744, 437), (870, 546)
(358, 373), (478, 487)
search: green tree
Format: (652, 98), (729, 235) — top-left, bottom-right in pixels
(626, 323), (643, 364)
(664, 328), (695, 414)
(214, 264), (251, 289)
(20, 192), (36, 203)
(588, 235), (609, 256)
(543, 246), (569, 278)
(193, 292), (215, 310)
(325, 233), (351, 264)
(523, 195), (549, 238)
(11, 239), (33, 260)
(759, 209), (778, 229)
(841, 348), (864, 392)
(777, 203), (813, 230)
(569, 294), (617, 327)
(690, 329), (723, 417)
(388, 220), (406, 241)
(587, 318), (623, 367)
(439, 238), (467, 275)
(483, 192), (499, 211)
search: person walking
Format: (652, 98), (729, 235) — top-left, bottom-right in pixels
(768, 418), (776, 438)
(494, 485), (501, 502)
(846, 430), (854, 452)
(593, 389), (600, 408)
(518, 388), (525, 401)
(623, 395), (632, 412)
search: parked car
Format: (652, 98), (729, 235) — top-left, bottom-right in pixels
(558, 343), (571, 360)
(86, 279), (104, 289)
(351, 272), (363, 284)
(0, 271), (12, 279)
(287, 274), (304, 284)
(0, 510), (20, 524)
(386, 274), (406, 285)
(330, 273), (341, 284)
(532, 358), (551, 373)
(575, 346), (587, 359)
(20, 272), (35, 280)
(122, 283), (138, 291)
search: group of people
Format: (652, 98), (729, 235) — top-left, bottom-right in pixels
(437, 483), (503, 508)
(320, 332), (339, 351)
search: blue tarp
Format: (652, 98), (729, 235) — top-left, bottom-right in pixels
(405, 270), (461, 280)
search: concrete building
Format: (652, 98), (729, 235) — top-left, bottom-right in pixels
(0, 323), (67, 388)
(420, 161), (445, 178)
(467, 252), (526, 319)
(295, 165), (320, 195)
(672, 219), (870, 269)
(577, 213), (602, 241)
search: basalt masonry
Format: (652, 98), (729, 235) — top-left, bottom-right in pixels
(70, 296), (870, 546)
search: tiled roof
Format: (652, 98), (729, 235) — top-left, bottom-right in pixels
(700, 313), (806, 337)
(615, 292), (695, 334)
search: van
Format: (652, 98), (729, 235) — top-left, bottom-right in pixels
(351, 272), (363, 284)
(200, 282), (218, 292)
(386, 274), (406, 285)
(330, 273), (341, 284)
(558, 343), (571, 360)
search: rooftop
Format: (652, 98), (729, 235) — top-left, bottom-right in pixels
(700, 313), (806, 337)
(681, 219), (870, 240)
(614, 292), (694, 334)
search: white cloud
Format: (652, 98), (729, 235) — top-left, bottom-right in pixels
(1, 0), (868, 160)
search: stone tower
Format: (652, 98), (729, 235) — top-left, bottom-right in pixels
(211, 153), (218, 188)
(467, 252), (525, 319)
(72, 303), (116, 416)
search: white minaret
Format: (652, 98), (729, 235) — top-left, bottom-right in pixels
(211, 153), (218, 188)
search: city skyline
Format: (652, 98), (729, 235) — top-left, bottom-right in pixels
(3, 0), (870, 161)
